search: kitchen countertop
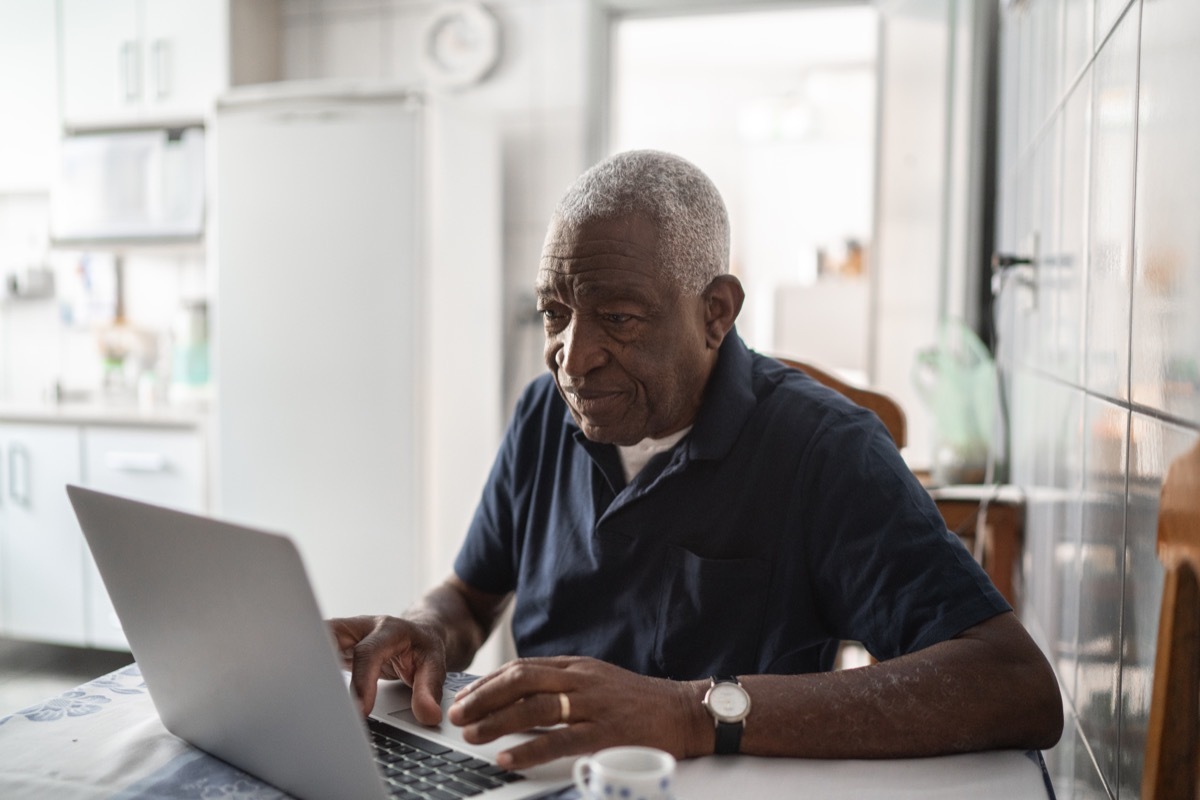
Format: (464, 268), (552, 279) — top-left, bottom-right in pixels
(0, 402), (207, 430)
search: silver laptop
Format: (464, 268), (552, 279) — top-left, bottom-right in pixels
(66, 485), (573, 800)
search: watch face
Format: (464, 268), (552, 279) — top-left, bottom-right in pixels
(708, 682), (750, 723)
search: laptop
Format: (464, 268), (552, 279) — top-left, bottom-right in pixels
(66, 485), (574, 800)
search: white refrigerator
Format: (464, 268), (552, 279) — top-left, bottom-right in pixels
(213, 82), (501, 618)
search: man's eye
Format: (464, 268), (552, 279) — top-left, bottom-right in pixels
(540, 308), (565, 323)
(603, 313), (632, 324)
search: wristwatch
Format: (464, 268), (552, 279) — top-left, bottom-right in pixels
(702, 676), (751, 755)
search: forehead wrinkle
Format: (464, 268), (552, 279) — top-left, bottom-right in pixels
(537, 257), (661, 290)
(536, 269), (664, 306)
(538, 253), (651, 275)
(573, 281), (659, 304)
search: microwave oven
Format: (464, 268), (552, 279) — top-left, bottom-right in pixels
(50, 126), (205, 244)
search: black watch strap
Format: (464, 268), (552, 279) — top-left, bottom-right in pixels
(712, 676), (745, 755)
(714, 717), (743, 755)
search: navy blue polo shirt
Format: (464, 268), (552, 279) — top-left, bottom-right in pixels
(454, 332), (1009, 680)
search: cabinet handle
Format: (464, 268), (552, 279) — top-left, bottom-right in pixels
(151, 39), (170, 100)
(8, 443), (30, 508)
(104, 452), (169, 474)
(121, 40), (141, 101)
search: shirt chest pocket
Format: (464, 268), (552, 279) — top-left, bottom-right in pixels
(654, 545), (771, 679)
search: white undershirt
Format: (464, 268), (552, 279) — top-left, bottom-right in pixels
(616, 426), (692, 484)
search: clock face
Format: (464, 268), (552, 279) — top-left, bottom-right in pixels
(709, 683), (750, 721)
(418, 1), (501, 90)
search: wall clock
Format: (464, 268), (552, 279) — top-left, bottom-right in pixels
(418, 1), (502, 90)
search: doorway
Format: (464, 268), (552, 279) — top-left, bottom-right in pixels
(606, 2), (879, 383)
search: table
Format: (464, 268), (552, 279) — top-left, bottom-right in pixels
(0, 665), (1054, 799)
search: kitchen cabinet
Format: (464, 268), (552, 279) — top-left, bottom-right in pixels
(58, 0), (280, 129)
(0, 419), (205, 650)
(0, 424), (86, 646)
(59, 0), (220, 127)
(81, 426), (205, 649)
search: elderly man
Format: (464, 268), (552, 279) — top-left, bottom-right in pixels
(331, 150), (1062, 770)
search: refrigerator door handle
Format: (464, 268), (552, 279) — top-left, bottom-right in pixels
(8, 443), (31, 508)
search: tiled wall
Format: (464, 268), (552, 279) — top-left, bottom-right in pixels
(996, 1), (1200, 797)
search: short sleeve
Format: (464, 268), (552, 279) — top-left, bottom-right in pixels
(451, 384), (541, 596)
(798, 410), (1010, 659)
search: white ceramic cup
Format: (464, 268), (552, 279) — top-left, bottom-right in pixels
(573, 746), (677, 800)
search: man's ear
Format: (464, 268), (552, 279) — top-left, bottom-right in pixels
(702, 275), (745, 349)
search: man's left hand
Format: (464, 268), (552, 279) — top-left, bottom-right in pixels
(447, 656), (706, 770)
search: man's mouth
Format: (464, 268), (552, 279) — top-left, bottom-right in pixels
(562, 386), (624, 415)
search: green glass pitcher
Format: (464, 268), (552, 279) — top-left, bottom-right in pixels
(912, 320), (997, 486)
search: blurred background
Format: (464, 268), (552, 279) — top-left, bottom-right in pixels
(0, 2), (1197, 797)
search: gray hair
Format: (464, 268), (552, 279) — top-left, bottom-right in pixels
(549, 150), (730, 295)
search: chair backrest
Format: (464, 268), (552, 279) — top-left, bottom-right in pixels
(1143, 439), (1200, 800)
(773, 357), (907, 449)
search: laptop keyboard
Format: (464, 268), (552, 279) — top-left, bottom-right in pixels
(368, 717), (527, 799)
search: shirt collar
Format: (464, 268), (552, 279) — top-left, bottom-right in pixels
(687, 328), (755, 461)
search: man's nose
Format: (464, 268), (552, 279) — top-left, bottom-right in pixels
(556, 319), (607, 377)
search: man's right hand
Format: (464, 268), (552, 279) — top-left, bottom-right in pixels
(329, 615), (448, 724)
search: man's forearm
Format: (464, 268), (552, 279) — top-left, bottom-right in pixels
(677, 613), (1063, 759)
(406, 577), (510, 672)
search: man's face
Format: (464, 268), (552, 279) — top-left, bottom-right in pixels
(536, 214), (716, 446)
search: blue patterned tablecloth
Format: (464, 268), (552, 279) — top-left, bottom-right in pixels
(0, 664), (288, 799)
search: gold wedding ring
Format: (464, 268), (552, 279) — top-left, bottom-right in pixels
(558, 691), (571, 724)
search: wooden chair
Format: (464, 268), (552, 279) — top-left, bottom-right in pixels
(1143, 439), (1200, 800)
(773, 357), (907, 449)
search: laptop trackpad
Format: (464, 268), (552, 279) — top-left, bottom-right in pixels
(374, 679), (415, 715)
